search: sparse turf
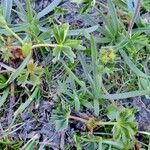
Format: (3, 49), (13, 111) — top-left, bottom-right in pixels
(0, 0), (150, 149)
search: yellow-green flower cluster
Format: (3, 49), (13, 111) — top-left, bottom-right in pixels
(100, 48), (116, 64)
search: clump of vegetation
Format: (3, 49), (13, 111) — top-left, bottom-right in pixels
(0, 0), (150, 149)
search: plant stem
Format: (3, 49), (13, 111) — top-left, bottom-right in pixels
(69, 115), (87, 123)
(5, 26), (24, 44)
(69, 115), (117, 126)
(32, 43), (57, 49)
(128, 0), (141, 35)
(98, 121), (117, 126)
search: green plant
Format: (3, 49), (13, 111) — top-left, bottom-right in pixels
(53, 23), (84, 63)
(0, 0), (149, 149)
(51, 104), (138, 149)
(17, 59), (44, 88)
(51, 104), (71, 131)
(71, 0), (96, 13)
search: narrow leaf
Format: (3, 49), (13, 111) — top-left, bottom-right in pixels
(68, 25), (99, 36)
(102, 89), (150, 100)
(14, 87), (39, 117)
(0, 88), (9, 107)
(119, 49), (149, 78)
(37, 0), (61, 19)
(2, 0), (13, 22)
(7, 54), (31, 83)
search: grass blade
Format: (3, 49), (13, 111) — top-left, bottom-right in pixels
(21, 134), (39, 150)
(62, 60), (92, 97)
(0, 88), (9, 107)
(14, 87), (39, 117)
(119, 49), (149, 78)
(102, 89), (150, 100)
(7, 54), (31, 83)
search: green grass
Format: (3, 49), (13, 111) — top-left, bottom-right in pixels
(0, 0), (150, 149)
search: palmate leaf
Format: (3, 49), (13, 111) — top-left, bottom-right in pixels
(51, 105), (71, 131)
(53, 23), (69, 44)
(112, 108), (138, 146)
(62, 46), (76, 63)
(17, 60), (44, 87)
(53, 23), (85, 63)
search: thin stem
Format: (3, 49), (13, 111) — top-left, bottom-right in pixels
(32, 43), (57, 49)
(69, 115), (87, 123)
(0, 62), (16, 72)
(96, 1), (108, 10)
(98, 121), (117, 126)
(5, 26), (24, 44)
(128, 0), (141, 36)
(69, 115), (117, 126)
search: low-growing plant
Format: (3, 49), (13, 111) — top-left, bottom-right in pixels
(0, 0), (149, 149)
(51, 104), (138, 149)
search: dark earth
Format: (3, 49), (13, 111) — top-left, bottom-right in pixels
(0, 0), (150, 149)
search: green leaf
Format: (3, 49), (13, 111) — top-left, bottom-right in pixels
(73, 90), (80, 111)
(68, 25), (99, 36)
(107, 105), (120, 120)
(51, 105), (71, 131)
(61, 23), (69, 43)
(26, 0), (33, 23)
(14, 87), (39, 117)
(20, 134), (38, 150)
(119, 49), (149, 78)
(52, 46), (61, 63)
(22, 42), (32, 57)
(0, 10), (7, 27)
(53, 23), (69, 44)
(102, 89), (150, 100)
(0, 88), (9, 108)
(113, 108), (137, 145)
(62, 61), (90, 95)
(0, 74), (7, 89)
(37, 0), (62, 19)
(17, 71), (28, 86)
(62, 46), (76, 63)
(0, 23), (30, 35)
(138, 77), (150, 98)
(7, 54), (31, 83)
(107, 0), (119, 33)
(65, 39), (82, 48)
(1, 0), (13, 22)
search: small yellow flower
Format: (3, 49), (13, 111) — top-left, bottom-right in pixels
(27, 60), (37, 74)
(109, 49), (116, 61)
(100, 48), (116, 64)
(101, 55), (110, 64)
